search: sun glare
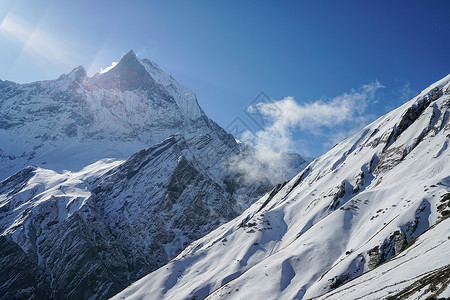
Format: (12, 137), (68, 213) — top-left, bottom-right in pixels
(0, 13), (30, 44)
(0, 12), (71, 66)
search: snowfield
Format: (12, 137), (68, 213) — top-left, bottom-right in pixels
(112, 75), (450, 300)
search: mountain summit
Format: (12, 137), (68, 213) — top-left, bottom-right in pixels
(0, 50), (221, 180)
(95, 50), (204, 120)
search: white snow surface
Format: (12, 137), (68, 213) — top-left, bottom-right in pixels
(112, 75), (450, 300)
(0, 133), (273, 299)
(314, 217), (450, 300)
(1, 158), (122, 239)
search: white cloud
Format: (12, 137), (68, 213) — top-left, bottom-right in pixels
(229, 81), (384, 184)
(99, 61), (118, 74)
(253, 81), (384, 134)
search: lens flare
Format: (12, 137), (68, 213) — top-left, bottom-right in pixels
(0, 12), (75, 67)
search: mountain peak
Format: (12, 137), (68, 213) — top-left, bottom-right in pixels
(71, 65), (87, 77)
(124, 49), (136, 58)
(57, 65), (86, 83)
(95, 51), (205, 120)
(96, 49), (155, 91)
(118, 50), (138, 65)
(114, 49), (143, 72)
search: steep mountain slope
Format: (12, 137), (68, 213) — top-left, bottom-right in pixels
(313, 217), (450, 300)
(0, 52), (309, 299)
(113, 75), (450, 300)
(0, 135), (269, 299)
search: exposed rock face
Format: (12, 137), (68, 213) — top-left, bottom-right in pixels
(0, 136), (272, 299)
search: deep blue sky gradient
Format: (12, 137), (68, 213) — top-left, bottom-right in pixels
(1, 0), (449, 156)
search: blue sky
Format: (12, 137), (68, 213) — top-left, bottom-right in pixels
(1, 0), (449, 156)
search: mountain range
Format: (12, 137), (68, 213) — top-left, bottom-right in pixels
(0, 51), (309, 299)
(1, 51), (448, 300)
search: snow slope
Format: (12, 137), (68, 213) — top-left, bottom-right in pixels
(313, 217), (450, 300)
(112, 75), (450, 300)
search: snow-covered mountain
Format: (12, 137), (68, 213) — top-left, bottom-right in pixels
(0, 135), (266, 299)
(0, 52), (309, 299)
(0, 50), (225, 180)
(113, 75), (450, 300)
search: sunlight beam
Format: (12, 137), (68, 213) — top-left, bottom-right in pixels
(0, 12), (77, 69)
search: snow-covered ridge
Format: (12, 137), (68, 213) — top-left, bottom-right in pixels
(112, 74), (450, 300)
(314, 217), (450, 299)
(94, 50), (204, 121)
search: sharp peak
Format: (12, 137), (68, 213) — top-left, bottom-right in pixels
(119, 50), (161, 71)
(117, 50), (141, 65)
(113, 49), (144, 71)
(95, 49), (160, 91)
(111, 50), (168, 79)
(122, 50), (137, 59)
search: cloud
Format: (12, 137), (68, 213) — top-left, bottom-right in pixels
(253, 81), (384, 134)
(229, 81), (384, 184)
(100, 61), (118, 74)
(246, 80), (384, 151)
